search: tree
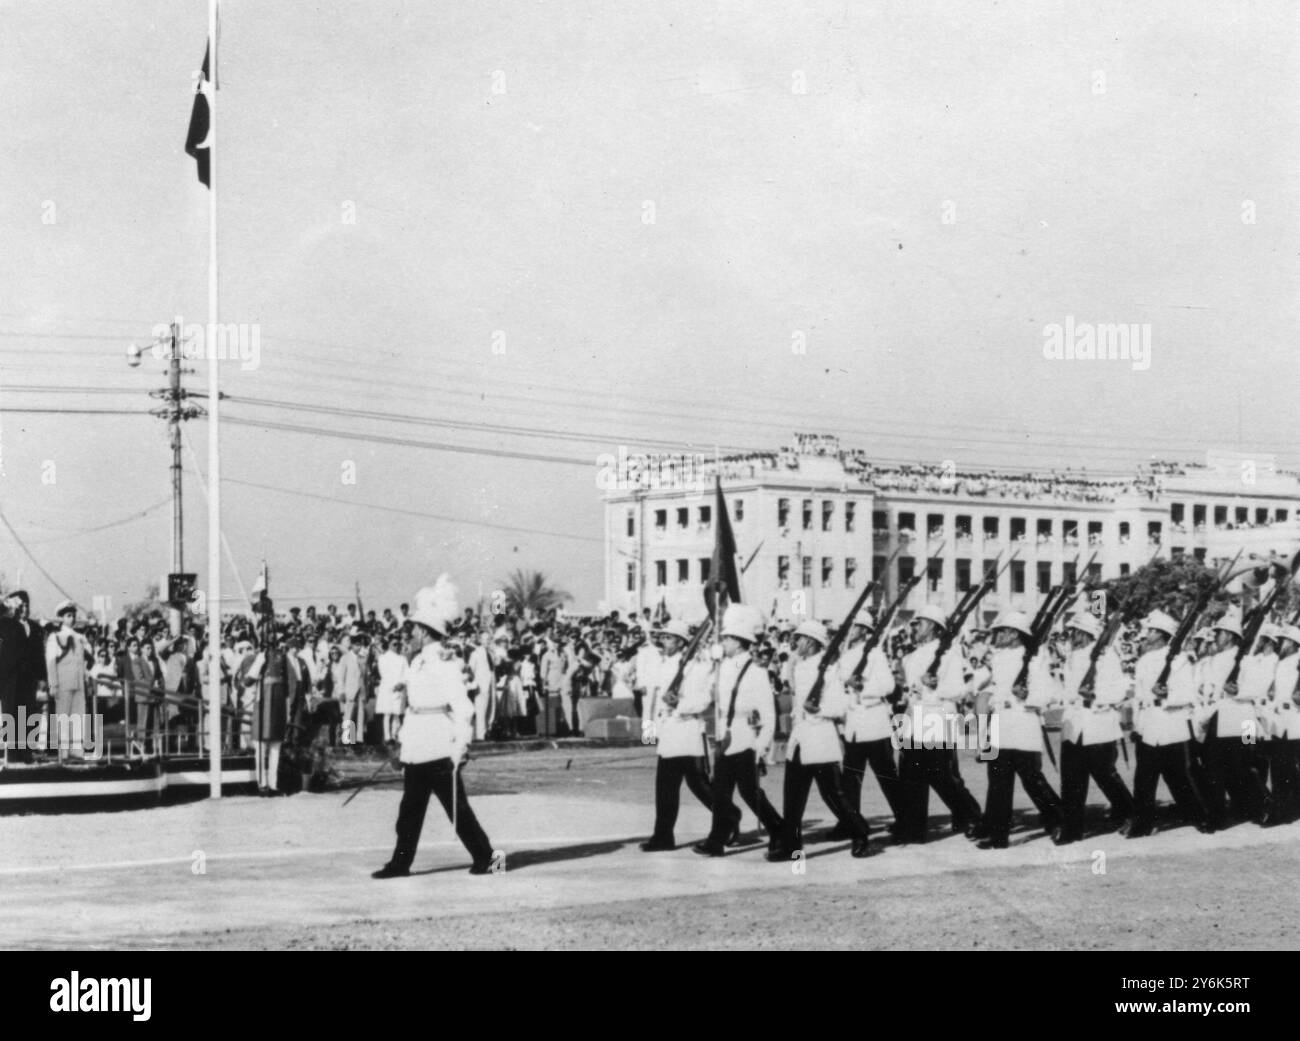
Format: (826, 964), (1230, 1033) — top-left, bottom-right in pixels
(1103, 556), (1240, 625)
(498, 569), (572, 617)
(122, 582), (166, 626)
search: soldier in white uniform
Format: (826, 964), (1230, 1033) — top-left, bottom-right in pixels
(1196, 611), (1273, 828)
(1052, 613), (1133, 844)
(832, 608), (903, 839)
(768, 621), (876, 861)
(1268, 624), (1300, 822)
(373, 578), (497, 878)
(1127, 610), (1212, 837)
(895, 605), (984, 843)
(977, 612), (1062, 849)
(641, 620), (739, 851)
(1240, 622), (1279, 793)
(693, 604), (783, 856)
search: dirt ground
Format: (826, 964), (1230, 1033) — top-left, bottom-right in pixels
(3, 743), (1297, 950)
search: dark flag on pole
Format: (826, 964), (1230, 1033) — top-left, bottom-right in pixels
(704, 476), (742, 616)
(185, 45), (212, 187)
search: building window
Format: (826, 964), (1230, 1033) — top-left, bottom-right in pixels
(801, 556), (812, 588)
(676, 559), (689, 583)
(1009, 517), (1026, 542)
(1235, 506), (1248, 524)
(845, 557), (857, 588)
(1037, 518), (1053, 545)
(1063, 561), (1077, 585)
(822, 557), (833, 588)
(873, 510), (888, 534)
(778, 499), (790, 528)
(983, 559), (997, 592)
(1193, 504), (1206, 528)
(700, 558), (711, 583)
(822, 500), (834, 532)
(1213, 505), (1227, 526)
(1171, 547), (1185, 560)
(956, 515), (972, 539)
(1119, 563), (1130, 577)
(956, 558), (972, 592)
(872, 555), (887, 587)
(655, 560), (667, 587)
(1277, 508), (1288, 523)
(1088, 520), (1103, 545)
(1088, 562), (1102, 582)
(1119, 521), (1130, 542)
(927, 557), (943, 593)
(845, 502), (856, 533)
(777, 556), (790, 585)
(1170, 502), (1185, 524)
(802, 500), (813, 531)
(899, 556), (916, 588)
(1011, 560), (1026, 594)
(676, 508), (688, 530)
(735, 499), (744, 522)
(1063, 519), (1078, 546)
(899, 512), (916, 538)
(1192, 548), (1207, 561)
(1037, 561), (1052, 594)
(982, 516), (999, 539)
(626, 563), (636, 592)
(626, 509), (635, 537)
(927, 513), (944, 539)
(1256, 507), (1268, 525)
(654, 509), (666, 531)
(1148, 521), (1162, 543)
(699, 505), (711, 527)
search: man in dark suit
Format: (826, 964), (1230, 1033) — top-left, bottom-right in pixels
(0, 592), (46, 762)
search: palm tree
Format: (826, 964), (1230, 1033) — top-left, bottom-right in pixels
(499, 569), (572, 617)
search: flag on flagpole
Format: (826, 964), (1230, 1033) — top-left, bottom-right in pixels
(185, 45), (212, 187)
(705, 476), (742, 615)
(250, 562), (270, 614)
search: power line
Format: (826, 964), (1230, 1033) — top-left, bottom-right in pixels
(0, 505), (78, 602)
(223, 476), (603, 544)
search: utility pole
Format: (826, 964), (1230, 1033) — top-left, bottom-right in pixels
(127, 322), (206, 637)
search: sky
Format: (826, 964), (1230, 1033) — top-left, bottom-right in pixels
(0, 0), (1296, 616)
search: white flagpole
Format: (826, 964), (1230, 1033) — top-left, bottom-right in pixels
(206, 0), (223, 798)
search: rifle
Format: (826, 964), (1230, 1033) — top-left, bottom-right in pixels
(1078, 611), (1126, 705)
(922, 548), (1019, 687)
(1224, 550), (1300, 689)
(660, 620), (714, 710)
(816, 542), (942, 709)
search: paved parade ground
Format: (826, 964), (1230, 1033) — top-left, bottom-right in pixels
(4, 743), (1298, 950)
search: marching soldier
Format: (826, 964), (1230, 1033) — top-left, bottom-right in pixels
(1241, 623), (1279, 790)
(641, 619), (739, 851)
(1195, 611), (1273, 827)
(977, 612), (1062, 849)
(768, 620), (876, 861)
(693, 604), (783, 856)
(833, 608), (903, 838)
(1268, 625), (1300, 822)
(372, 578), (498, 878)
(1052, 613), (1133, 843)
(895, 605), (984, 843)
(1126, 610), (1213, 837)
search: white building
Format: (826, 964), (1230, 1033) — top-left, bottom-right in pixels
(603, 436), (1300, 625)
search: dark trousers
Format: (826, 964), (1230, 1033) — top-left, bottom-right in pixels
(390, 757), (493, 869)
(1132, 739), (1209, 830)
(984, 749), (1062, 841)
(1059, 739), (1134, 838)
(1201, 734), (1270, 825)
(778, 750), (870, 852)
(1269, 739), (1300, 819)
(651, 755), (727, 844)
(898, 746), (982, 839)
(842, 738), (903, 821)
(706, 748), (783, 847)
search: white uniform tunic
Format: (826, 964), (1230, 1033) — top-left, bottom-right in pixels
(839, 641), (895, 743)
(1270, 652), (1300, 739)
(986, 646), (1053, 753)
(1197, 647), (1257, 739)
(714, 651), (776, 757)
(1235, 651), (1277, 742)
(647, 651), (712, 758)
(1133, 648), (1197, 746)
(398, 645), (474, 764)
(899, 638), (972, 748)
(787, 654), (848, 765)
(1058, 645), (1126, 745)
